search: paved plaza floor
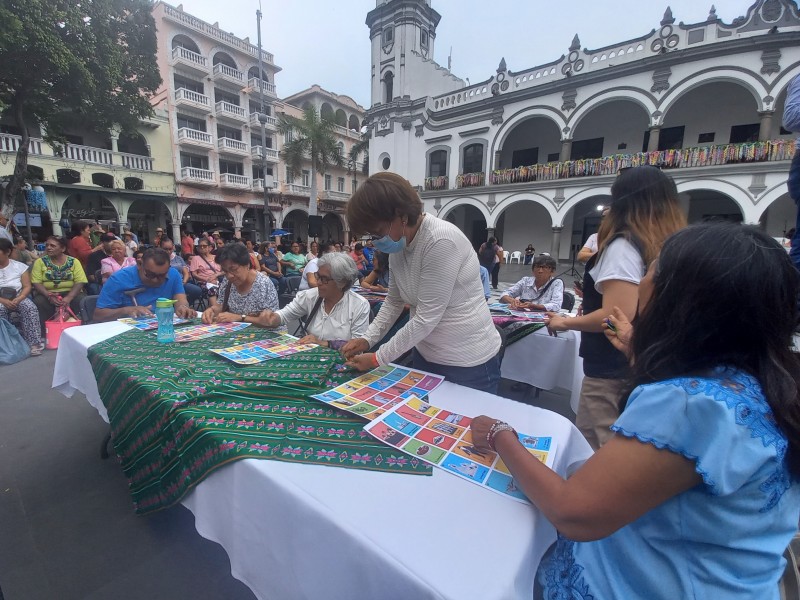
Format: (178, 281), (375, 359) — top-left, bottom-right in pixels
(0, 264), (575, 599)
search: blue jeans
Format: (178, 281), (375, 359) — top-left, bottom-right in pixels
(412, 348), (501, 395)
(788, 150), (800, 272)
(184, 282), (202, 305)
(269, 275), (287, 295)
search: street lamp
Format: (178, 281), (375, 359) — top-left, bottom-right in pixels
(256, 3), (276, 241)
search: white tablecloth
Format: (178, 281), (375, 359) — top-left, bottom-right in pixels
(53, 325), (593, 600)
(501, 329), (584, 413)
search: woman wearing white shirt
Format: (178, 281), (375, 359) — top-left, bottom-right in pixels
(254, 252), (370, 350)
(299, 242), (336, 291)
(546, 166), (686, 449)
(0, 238), (43, 355)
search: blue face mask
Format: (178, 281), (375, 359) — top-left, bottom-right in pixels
(268, 248), (275, 254)
(373, 222), (407, 254)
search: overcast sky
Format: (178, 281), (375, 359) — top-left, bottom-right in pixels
(172, 0), (759, 108)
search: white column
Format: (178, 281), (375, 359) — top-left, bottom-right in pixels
(171, 223), (181, 244)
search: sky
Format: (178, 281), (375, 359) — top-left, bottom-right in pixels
(171, 0), (760, 108)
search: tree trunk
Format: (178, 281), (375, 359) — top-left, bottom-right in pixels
(309, 163), (318, 218)
(1, 98), (30, 220)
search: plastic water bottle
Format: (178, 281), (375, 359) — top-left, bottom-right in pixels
(155, 298), (177, 343)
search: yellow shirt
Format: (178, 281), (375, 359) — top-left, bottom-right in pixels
(31, 255), (88, 292)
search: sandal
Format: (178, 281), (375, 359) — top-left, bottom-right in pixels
(30, 344), (44, 357)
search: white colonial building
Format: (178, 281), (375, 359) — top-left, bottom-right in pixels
(365, 0), (800, 260)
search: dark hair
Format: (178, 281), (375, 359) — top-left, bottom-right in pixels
(487, 236), (497, 245)
(624, 222), (800, 476)
(159, 238), (174, 248)
(373, 249), (389, 273)
(346, 172), (423, 236)
(133, 249), (144, 260)
(354, 242), (363, 252)
(70, 220), (90, 238)
(141, 247), (170, 267)
(0, 238), (12, 254)
(215, 242), (252, 268)
(532, 255), (557, 270)
(319, 242), (336, 257)
(47, 235), (67, 249)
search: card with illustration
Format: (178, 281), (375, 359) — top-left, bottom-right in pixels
(210, 333), (317, 364)
(364, 396), (557, 505)
(310, 364), (445, 421)
(118, 315), (190, 330)
(170, 321), (251, 343)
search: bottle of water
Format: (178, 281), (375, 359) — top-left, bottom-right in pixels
(155, 298), (176, 343)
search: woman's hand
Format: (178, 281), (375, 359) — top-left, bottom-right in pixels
(214, 311), (241, 323)
(545, 314), (569, 336)
(297, 334), (324, 346)
(0, 298), (13, 310)
(341, 338), (370, 360)
(345, 352), (377, 372)
(48, 293), (63, 306)
(603, 306), (633, 359)
(470, 415), (499, 452)
(201, 306), (218, 324)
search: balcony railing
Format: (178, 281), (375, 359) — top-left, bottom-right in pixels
(175, 87), (211, 110)
(333, 124), (362, 139)
(180, 167), (214, 183)
(0, 133), (43, 155)
(285, 183), (311, 196)
(177, 127), (213, 146)
(60, 143), (113, 165)
(119, 152), (154, 171)
(213, 62), (244, 84)
(252, 177), (277, 191)
(248, 77), (277, 97)
(251, 146), (279, 162)
(220, 173), (250, 188)
(424, 175), (448, 191)
(490, 139), (797, 186)
(320, 190), (351, 201)
(218, 137), (248, 154)
(249, 112), (277, 129)
(456, 172), (485, 188)
(171, 46), (207, 70)
(215, 101), (247, 121)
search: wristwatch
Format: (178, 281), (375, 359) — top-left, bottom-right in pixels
(241, 314), (247, 322)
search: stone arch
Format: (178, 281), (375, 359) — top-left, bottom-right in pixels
(247, 66), (269, 81)
(492, 196), (556, 257)
(769, 64), (800, 101)
(335, 109), (347, 127)
(441, 203), (488, 249)
(348, 114), (360, 131)
(439, 196), (492, 226)
(117, 131), (149, 156)
(559, 193), (613, 259)
(658, 69), (767, 116)
(567, 89), (656, 136)
(492, 107), (566, 156)
(211, 50), (238, 69)
(180, 203), (235, 237)
(61, 192), (119, 225)
(558, 186), (614, 225)
(321, 212), (344, 242)
(170, 33), (200, 54)
(756, 191), (794, 237)
(675, 180), (748, 223)
(320, 102), (334, 122)
(493, 193), (558, 228)
(282, 208), (309, 241)
(129, 199), (174, 242)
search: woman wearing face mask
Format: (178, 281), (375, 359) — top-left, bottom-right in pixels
(341, 172), (502, 393)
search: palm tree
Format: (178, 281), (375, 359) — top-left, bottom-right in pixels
(348, 132), (369, 185)
(277, 105), (344, 220)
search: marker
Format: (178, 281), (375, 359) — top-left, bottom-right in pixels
(604, 317), (617, 333)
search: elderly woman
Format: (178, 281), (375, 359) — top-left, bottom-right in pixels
(253, 252), (370, 349)
(500, 254), (564, 311)
(0, 238), (43, 355)
(31, 235), (86, 336)
(100, 239), (136, 282)
(189, 237), (223, 296)
(201, 242), (279, 325)
(280, 242), (307, 277)
(341, 173), (501, 393)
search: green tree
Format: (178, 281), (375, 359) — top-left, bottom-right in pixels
(0, 0), (161, 217)
(348, 133), (370, 184)
(278, 105), (344, 221)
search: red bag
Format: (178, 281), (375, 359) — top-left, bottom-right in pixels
(45, 304), (81, 350)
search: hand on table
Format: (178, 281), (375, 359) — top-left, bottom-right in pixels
(470, 415), (499, 453)
(214, 311), (241, 323)
(344, 352), (377, 372)
(201, 307), (217, 324)
(125, 305), (153, 318)
(545, 313), (568, 336)
(297, 334), (325, 347)
(603, 306), (633, 359)
(175, 304), (196, 320)
(341, 338), (369, 360)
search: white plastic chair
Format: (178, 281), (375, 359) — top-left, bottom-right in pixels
(509, 251), (522, 264)
(503, 250), (510, 263)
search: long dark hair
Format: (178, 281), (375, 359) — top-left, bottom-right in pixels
(623, 222), (800, 475)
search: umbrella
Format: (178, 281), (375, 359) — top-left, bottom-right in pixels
(270, 229), (291, 236)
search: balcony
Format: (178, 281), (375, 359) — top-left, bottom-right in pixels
(177, 127), (213, 148)
(424, 175), (448, 191)
(60, 144), (113, 165)
(284, 183), (311, 196)
(171, 46), (208, 73)
(333, 124), (362, 140)
(319, 190), (351, 202)
(218, 137), (248, 155)
(119, 152), (154, 171)
(0, 133), (43, 155)
(215, 101), (247, 123)
(179, 167), (215, 185)
(212, 63), (244, 87)
(249, 112), (277, 130)
(247, 77), (277, 99)
(219, 173), (250, 188)
(251, 146), (279, 162)
(252, 176), (277, 191)
(174, 88), (211, 112)
(456, 172), (485, 188)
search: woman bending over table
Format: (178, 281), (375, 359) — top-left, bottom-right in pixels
(253, 252), (370, 349)
(0, 238), (43, 355)
(31, 235), (86, 337)
(472, 222), (800, 599)
(202, 243), (279, 326)
(546, 166), (686, 449)
(341, 173), (501, 393)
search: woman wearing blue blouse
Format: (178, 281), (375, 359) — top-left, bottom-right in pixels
(472, 222), (800, 599)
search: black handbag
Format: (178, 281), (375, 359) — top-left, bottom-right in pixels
(0, 287), (17, 300)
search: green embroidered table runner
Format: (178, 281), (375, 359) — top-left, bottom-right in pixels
(89, 326), (432, 514)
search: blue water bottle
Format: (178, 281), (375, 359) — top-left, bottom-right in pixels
(155, 298), (177, 343)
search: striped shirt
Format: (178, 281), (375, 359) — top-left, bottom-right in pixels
(363, 214), (501, 366)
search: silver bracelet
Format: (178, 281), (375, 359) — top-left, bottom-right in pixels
(487, 421), (517, 451)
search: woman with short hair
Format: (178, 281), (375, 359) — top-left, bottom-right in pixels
(31, 235), (87, 336)
(0, 238), (43, 355)
(100, 239), (136, 282)
(500, 254), (563, 311)
(201, 242), (279, 326)
(341, 172), (501, 393)
(254, 252), (370, 349)
(67, 220), (93, 270)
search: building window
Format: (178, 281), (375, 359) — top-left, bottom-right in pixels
(284, 128), (294, 143)
(512, 147), (538, 168)
(698, 132), (715, 144)
(180, 153), (208, 170)
(302, 170), (310, 187)
(177, 114), (206, 132)
(570, 138), (604, 160)
(286, 167), (294, 184)
(462, 143), (483, 173)
(428, 149), (448, 177)
(352, 179), (358, 193)
(337, 177), (345, 192)
(214, 88), (240, 105)
(383, 72), (394, 104)
(174, 75), (204, 94)
(324, 174), (332, 190)
(383, 27), (393, 45)
(219, 160), (243, 175)
(729, 123), (760, 144)
(217, 125), (241, 140)
(420, 30), (429, 48)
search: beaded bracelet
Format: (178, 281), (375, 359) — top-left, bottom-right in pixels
(487, 420), (517, 451)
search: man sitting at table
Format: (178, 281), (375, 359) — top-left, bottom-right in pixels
(500, 254), (564, 312)
(93, 248), (196, 321)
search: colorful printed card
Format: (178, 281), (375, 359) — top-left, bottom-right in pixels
(170, 321), (251, 343)
(210, 334), (318, 365)
(311, 364), (445, 420)
(364, 396), (557, 504)
(118, 315), (191, 330)
(508, 310), (547, 321)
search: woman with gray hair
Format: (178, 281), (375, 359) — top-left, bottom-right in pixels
(253, 252), (370, 349)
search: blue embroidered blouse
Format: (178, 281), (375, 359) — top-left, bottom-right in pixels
(537, 367), (800, 599)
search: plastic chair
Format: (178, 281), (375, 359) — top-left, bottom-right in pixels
(509, 251), (522, 264)
(79, 295), (99, 324)
(779, 534), (800, 600)
(503, 250), (510, 264)
(279, 276), (301, 308)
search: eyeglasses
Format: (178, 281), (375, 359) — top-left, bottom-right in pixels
(221, 264), (246, 276)
(143, 268), (168, 280)
(317, 275), (333, 284)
